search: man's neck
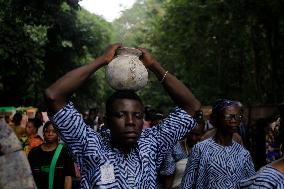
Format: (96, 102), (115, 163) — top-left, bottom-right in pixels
(111, 141), (135, 155)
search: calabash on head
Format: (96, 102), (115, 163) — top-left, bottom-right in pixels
(105, 47), (148, 91)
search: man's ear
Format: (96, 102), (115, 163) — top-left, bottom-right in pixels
(103, 116), (109, 129)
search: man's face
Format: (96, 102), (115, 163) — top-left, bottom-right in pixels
(221, 105), (242, 134)
(107, 99), (144, 148)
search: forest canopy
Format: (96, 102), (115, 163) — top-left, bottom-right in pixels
(1, 0), (283, 112)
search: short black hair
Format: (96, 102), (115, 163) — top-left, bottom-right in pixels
(12, 112), (22, 125)
(28, 118), (42, 129)
(89, 108), (98, 114)
(106, 90), (143, 117)
(43, 121), (53, 130)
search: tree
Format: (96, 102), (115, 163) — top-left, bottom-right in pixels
(0, 0), (112, 109)
(111, 0), (172, 110)
(149, 0), (284, 105)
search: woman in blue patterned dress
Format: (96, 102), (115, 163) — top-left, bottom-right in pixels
(180, 99), (256, 189)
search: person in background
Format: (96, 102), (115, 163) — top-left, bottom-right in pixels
(240, 133), (284, 189)
(28, 121), (75, 189)
(4, 114), (12, 125)
(10, 112), (25, 139)
(159, 110), (205, 189)
(20, 118), (43, 155)
(182, 110), (205, 154)
(142, 105), (152, 129)
(201, 127), (244, 145)
(159, 142), (187, 189)
(84, 108), (99, 131)
(201, 105), (244, 146)
(44, 43), (200, 188)
(35, 110), (45, 139)
(145, 107), (165, 128)
(180, 99), (255, 189)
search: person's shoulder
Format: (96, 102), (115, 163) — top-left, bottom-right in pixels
(34, 135), (43, 140)
(60, 144), (73, 157)
(50, 101), (78, 119)
(201, 129), (216, 141)
(168, 106), (194, 120)
(232, 141), (251, 155)
(240, 165), (282, 188)
(28, 145), (42, 155)
(199, 138), (213, 145)
(259, 165), (284, 179)
(192, 138), (212, 151)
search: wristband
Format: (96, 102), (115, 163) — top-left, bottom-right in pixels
(160, 71), (168, 83)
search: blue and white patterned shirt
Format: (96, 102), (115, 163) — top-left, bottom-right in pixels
(159, 142), (187, 176)
(180, 138), (255, 189)
(240, 164), (284, 189)
(50, 102), (196, 189)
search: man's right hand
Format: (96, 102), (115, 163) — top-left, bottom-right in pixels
(101, 43), (122, 65)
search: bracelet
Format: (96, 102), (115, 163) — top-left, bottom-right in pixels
(160, 71), (168, 83)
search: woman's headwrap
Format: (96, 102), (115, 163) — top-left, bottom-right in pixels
(212, 99), (240, 113)
(210, 99), (241, 126)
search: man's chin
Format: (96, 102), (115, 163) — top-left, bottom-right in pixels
(123, 138), (139, 146)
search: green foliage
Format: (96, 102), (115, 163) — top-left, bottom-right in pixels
(0, 0), (46, 106)
(0, 0), (112, 109)
(111, 0), (172, 111)
(110, 0), (284, 110)
(71, 9), (112, 111)
(1, 0), (283, 113)
(149, 0), (284, 105)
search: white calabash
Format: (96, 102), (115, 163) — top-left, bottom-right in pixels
(105, 47), (148, 91)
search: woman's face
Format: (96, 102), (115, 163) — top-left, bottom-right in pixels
(25, 121), (37, 136)
(43, 124), (58, 143)
(220, 105), (242, 134)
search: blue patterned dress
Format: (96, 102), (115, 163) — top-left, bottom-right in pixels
(180, 138), (255, 189)
(159, 142), (187, 176)
(240, 165), (284, 189)
(50, 102), (196, 189)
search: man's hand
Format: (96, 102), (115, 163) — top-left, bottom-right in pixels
(138, 48), (159, 68)
(101, 43), (122, 65)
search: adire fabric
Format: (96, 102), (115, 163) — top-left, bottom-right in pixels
(240, 165), (284, 189)
(180, 138), (256, 189)
(50, 102), (196, 189)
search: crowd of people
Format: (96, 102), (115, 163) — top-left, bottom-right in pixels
(1, 43), (284, 188)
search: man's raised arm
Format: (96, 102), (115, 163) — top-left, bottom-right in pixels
(139, 48), (200, 116)
(45, 44), (122, 114)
